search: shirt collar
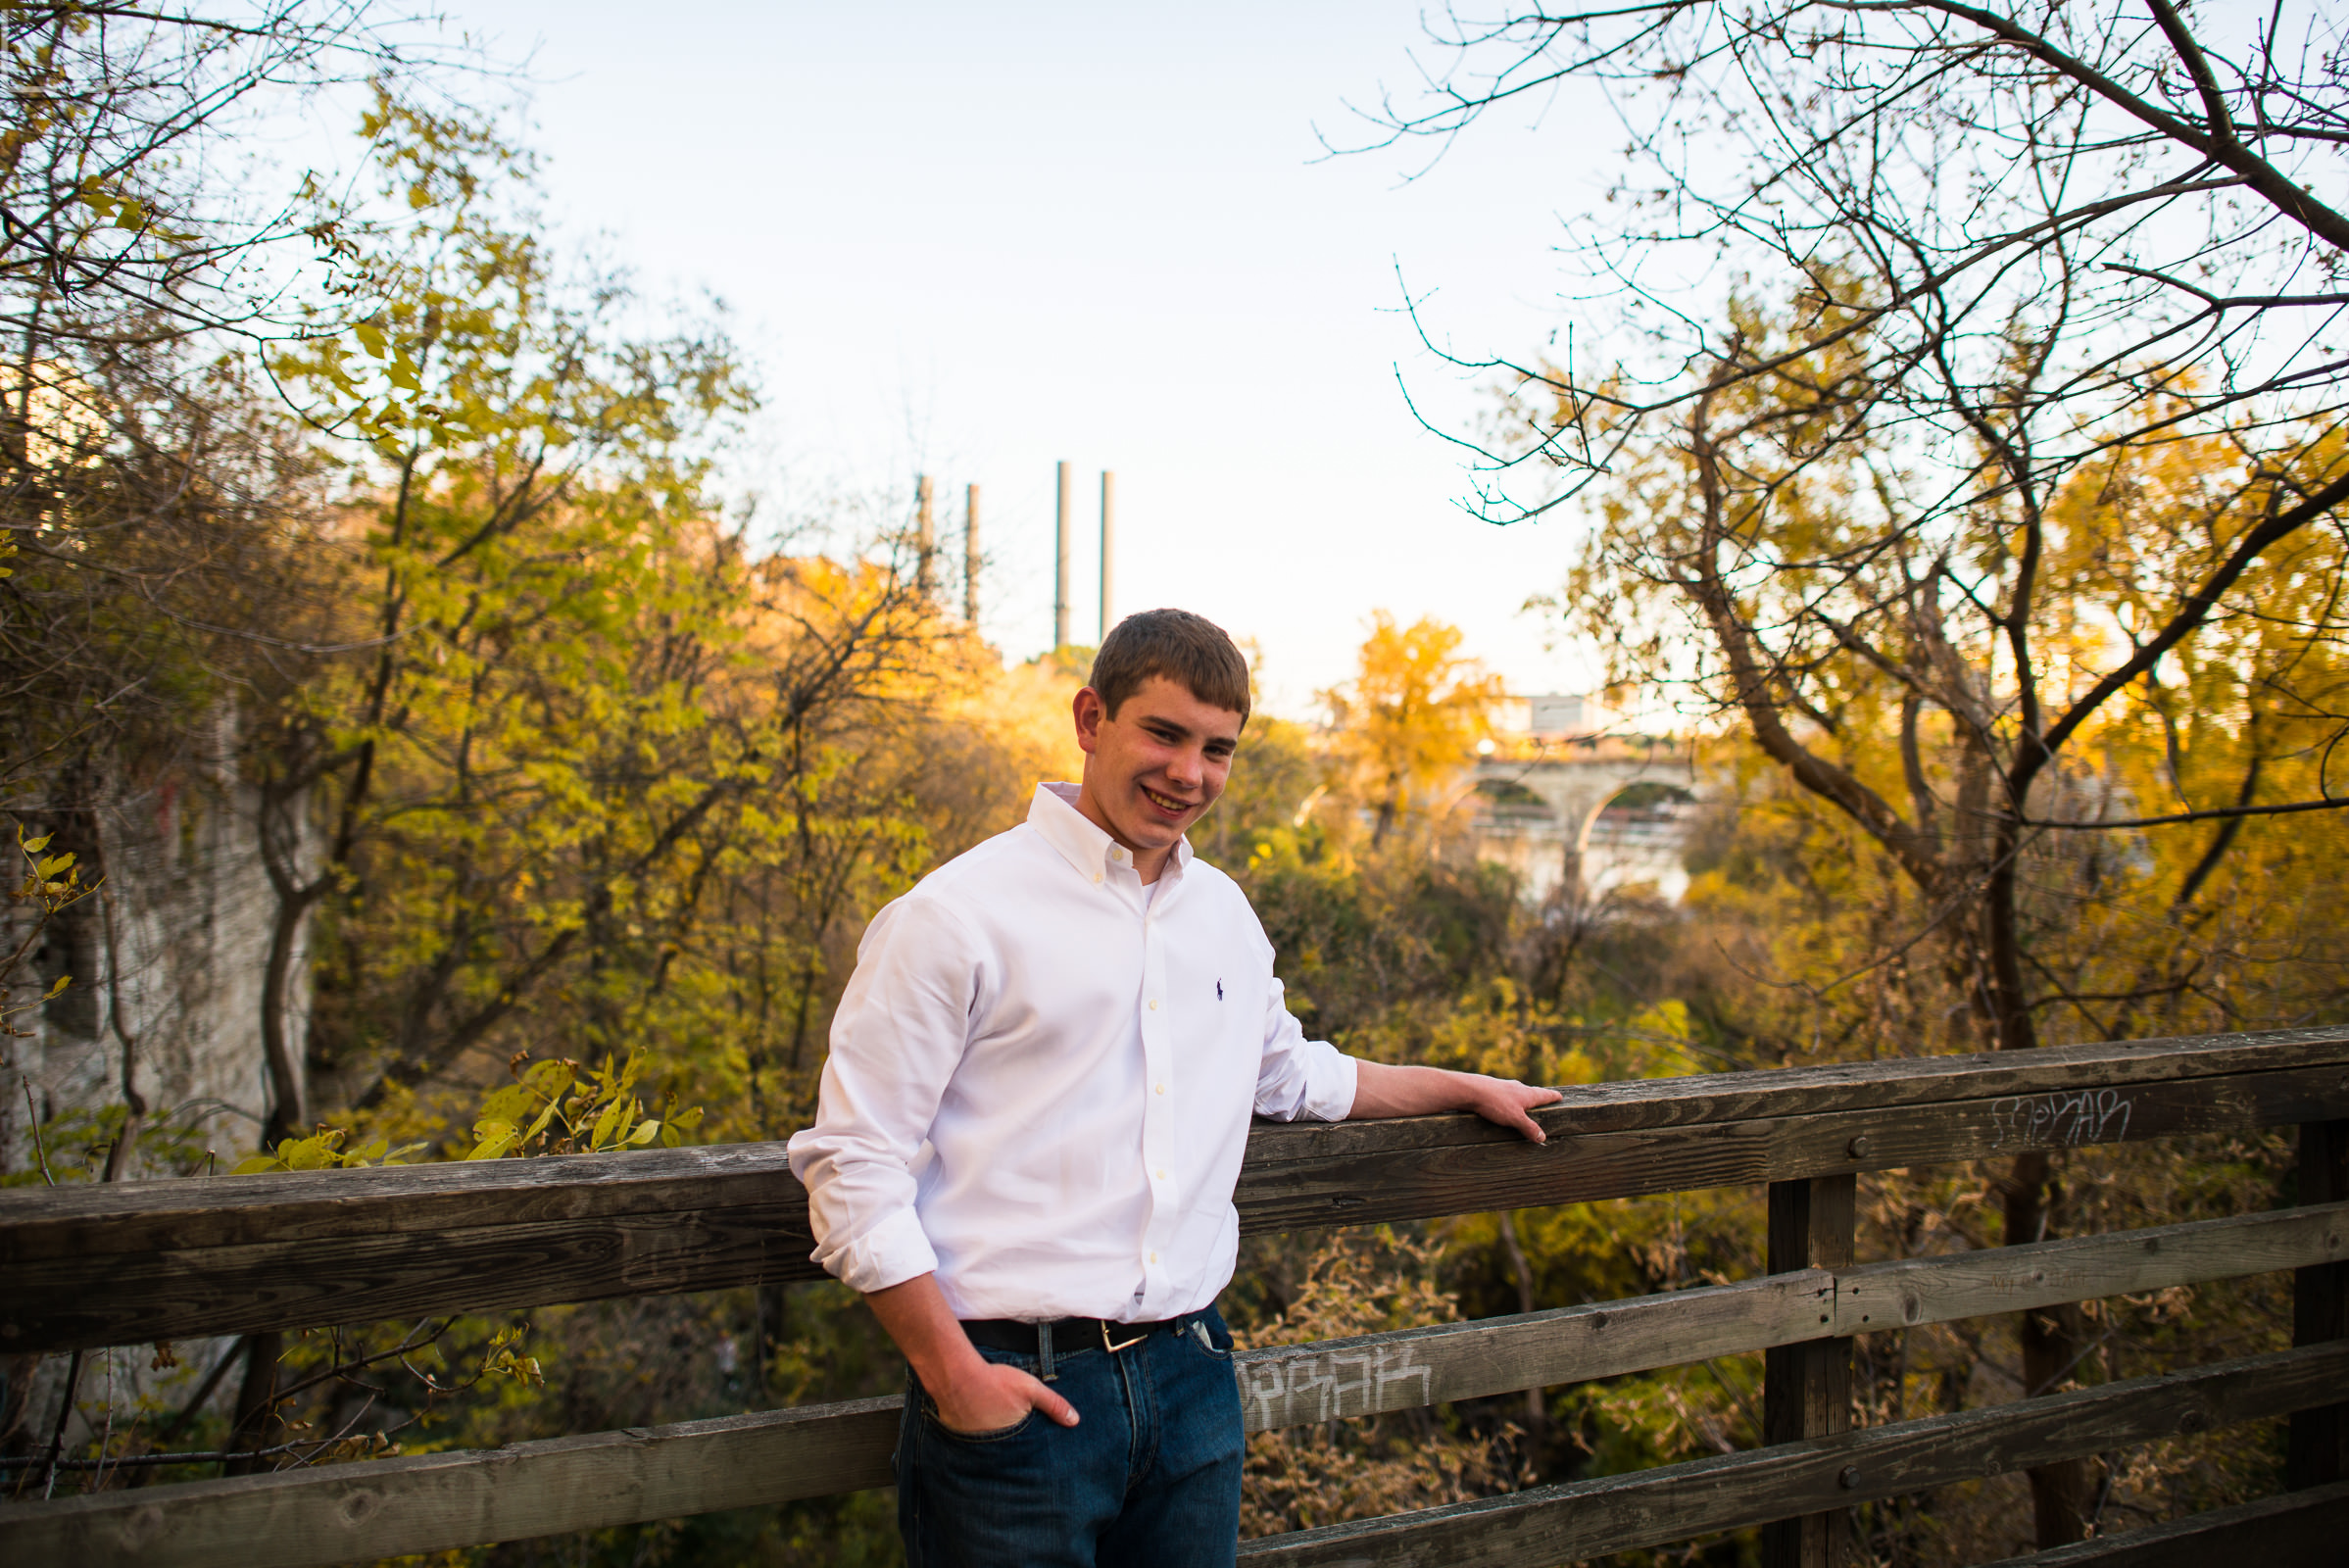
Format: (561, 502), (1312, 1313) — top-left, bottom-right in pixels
(1029, 782), (1193, 885)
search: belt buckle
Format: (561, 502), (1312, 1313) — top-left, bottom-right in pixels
(1101, 1319), (1147, 1353)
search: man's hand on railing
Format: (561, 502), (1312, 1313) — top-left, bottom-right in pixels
(1346, 1059), (1564, 1143)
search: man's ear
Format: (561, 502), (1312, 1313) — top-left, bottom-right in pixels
(1071, 686), (1106, 755)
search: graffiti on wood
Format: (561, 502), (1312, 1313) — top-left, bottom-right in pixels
(1237, 1339), (1437, 1430)
(1989, 1089), (2134, 1150)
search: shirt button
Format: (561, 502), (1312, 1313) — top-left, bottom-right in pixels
(1155, 1083), (1166, 1095)
(1093, 871), (1102, 883)
(1149, 1251), (1158, 1264)
(1149, 999), (1159, 1010)
(1156, 1168), (1168, 1180)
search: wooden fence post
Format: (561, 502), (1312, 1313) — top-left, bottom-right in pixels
(1763, 1173), (1855, 1568)
(2289, 1117), (2348, 1489)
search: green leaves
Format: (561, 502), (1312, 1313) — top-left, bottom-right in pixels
(12, 821), (90, 906)
(69, 174), (196, 242)
(462, 1124), (520, 1161)
(74, 176), (144, 230)
(230, 1128), (426, 1176)
(456, 1052), (697, 1160)
(479, 1325), (544, 1385)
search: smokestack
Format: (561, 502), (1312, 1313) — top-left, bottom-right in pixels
(1053, 461), (1072, 650)
(963, 483), (980, 626)
(915, 474), (935, 596)
(1099, 470), (1115, 642)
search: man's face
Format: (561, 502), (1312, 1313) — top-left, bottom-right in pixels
(1073, 675), (1243, 858)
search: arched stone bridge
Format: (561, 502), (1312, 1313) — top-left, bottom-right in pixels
(1468, 741), (1716, 905)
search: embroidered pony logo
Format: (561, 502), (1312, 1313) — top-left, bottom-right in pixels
(1216, 979), (1224, 1001)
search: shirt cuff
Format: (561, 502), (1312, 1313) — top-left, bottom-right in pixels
(1296, 1041), (1358, 1122)
(824, 1205), (940, 1296)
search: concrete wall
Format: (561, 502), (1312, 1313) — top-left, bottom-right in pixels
(1, 748), (303, 1181)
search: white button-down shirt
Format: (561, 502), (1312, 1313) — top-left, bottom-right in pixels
(786, 782), (1358, 1322)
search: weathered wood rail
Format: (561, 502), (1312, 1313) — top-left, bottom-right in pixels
(3, 1024), (2346, 1566)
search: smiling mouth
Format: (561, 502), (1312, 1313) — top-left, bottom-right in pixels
(1141, 784), (1197, 817)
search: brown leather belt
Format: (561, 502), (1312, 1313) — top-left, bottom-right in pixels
(961, 1314), (1180, 1357)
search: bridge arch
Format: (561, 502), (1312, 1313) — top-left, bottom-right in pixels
(1468, 747), (1717, 905)
(1574, 778), (1699, 855)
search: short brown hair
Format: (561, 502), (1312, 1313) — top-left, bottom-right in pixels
(1092, 609), (1251, 722)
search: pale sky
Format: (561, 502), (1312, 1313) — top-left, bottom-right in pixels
(439, 1), (1626, 716)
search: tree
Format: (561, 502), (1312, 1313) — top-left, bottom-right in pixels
(1322, 611), (1505, 847)
(0, 5), (454, 1197)
(0, 3), (430, 350)
(253, 93), (984, 1138)
(1360, 1), (2349, 1544)
(0, 3), (441, 781)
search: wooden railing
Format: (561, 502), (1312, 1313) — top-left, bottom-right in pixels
(3, 1024), (2347, 1566)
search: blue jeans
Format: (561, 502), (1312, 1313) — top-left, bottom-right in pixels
(896, 1305), (1245, 1568)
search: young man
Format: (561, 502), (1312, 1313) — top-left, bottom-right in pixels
(787, 609), (1560, 1568)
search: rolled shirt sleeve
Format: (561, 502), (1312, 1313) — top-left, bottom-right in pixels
(785, 894), (983, 1295)
(1251, 972), (1357, 1122)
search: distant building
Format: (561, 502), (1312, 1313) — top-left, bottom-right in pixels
(1487, 692), (1617, 747)
(1528, 693), (1590, 738)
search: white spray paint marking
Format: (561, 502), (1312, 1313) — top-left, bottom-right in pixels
(1238, 1341), (1435, 1430)
(1989, 1088), (2134, 1149)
